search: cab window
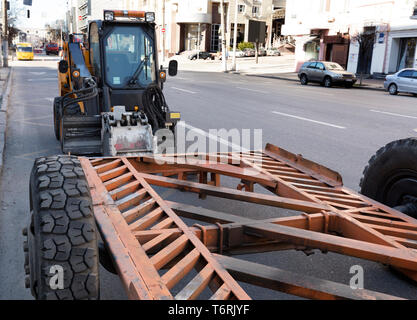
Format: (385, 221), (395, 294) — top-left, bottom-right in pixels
(104, 25), (156, 88)
(89, 23), (102, 79)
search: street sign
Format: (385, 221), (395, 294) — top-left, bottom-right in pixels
(248, 20), (266, 43)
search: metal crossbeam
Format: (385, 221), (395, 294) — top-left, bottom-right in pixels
(79, 143), (417, 300)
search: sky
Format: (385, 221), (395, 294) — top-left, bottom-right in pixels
(13, 0), (68, 29)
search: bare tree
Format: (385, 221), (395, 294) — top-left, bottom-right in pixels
(45, 19), (66, 43)
(6, 2), (25, 45)
(351, 28), (376, 85)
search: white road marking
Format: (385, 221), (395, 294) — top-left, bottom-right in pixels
(272, 111), (346, 129)
(29, 72), (46, 75)
(370, 109), (417, 120)
(280, 85), (335, 96)
(179, 122), (249, 152)
(170, 87), (197, 94)
(236, 87), (268, 94)
(13, 115), (51, 121)
(27, 78), (57, 82)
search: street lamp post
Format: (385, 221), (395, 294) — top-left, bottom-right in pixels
(162, 0), (166, 64)
(232, 0), (239, 71)
(220, 0), (227, 72)
(2, 0), (8, 67)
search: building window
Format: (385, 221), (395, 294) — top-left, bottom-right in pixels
(252, 6), (260, 15)
(238, 5), (245, 13)
(413, 2), (417, 16)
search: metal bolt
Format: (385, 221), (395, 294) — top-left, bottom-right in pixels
(22, 227), (28, 236)
(23, 241), (28, 252)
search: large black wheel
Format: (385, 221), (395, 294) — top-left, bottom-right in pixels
(360, 138), (417, 218)
(53, 97), (62, 141)
(24, 155), (100, 300)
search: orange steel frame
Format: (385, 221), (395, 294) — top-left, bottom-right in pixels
(79, 143), (417, 300)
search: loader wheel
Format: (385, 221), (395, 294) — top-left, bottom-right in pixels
(53, 97), (62, 140)
(360, 138), (417, 218)
(24, 155), (100, 300)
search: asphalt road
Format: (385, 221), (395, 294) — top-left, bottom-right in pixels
(1, 56), (417, 300)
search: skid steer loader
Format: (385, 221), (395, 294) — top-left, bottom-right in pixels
(54, 10), (180, 156)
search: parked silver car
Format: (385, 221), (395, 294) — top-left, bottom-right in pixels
(298, 61), (357, 88)
(384, 68), (417, 96)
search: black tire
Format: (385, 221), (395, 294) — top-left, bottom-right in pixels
(53, 97), (61, 141)
(300, 74), (308, 85)
(388, 83), (398, 95)
(360, 138), (417, 219)
(24, 155), (99, 300)
(324, 76), (332, 88)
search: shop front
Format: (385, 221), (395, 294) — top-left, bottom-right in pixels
(386, 26), (417, 73)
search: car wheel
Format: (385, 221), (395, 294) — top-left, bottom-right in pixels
(192, 57), (197, 61)
(324, 77), (332, 88)
(300, 74), (308, 85)
(389, 83), (398, 95)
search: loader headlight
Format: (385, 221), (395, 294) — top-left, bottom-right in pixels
(104, 11), (115, 21)
(145, 12), (155, 22)
(170, 112), (181, 120)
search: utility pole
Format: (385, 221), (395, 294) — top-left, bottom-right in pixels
(162, 0), (166, 63)
(220, 0), (227, 72)
(232, 0), (238, 71)
(2, 0), (8, 67)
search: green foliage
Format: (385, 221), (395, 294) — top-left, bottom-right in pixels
(238, 42), (254, 51)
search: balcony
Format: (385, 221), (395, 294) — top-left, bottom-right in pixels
(273, 0), (286, 9)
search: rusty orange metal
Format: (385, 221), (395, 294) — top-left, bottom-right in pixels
(79, 143), (417, 300)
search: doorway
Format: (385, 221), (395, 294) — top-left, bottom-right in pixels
(397, 37), (416, 70)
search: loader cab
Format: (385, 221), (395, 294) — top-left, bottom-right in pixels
(88, 11), (176, 112)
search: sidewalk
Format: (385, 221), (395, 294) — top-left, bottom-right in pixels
(250, 72), (385, 91)
(170, 54), (296, 74)
(170, 54), (385, 91)
(0, 67), (12, 174)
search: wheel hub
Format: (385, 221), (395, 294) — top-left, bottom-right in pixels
(383, 171), (417, 218)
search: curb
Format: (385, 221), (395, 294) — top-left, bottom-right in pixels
(241, 73), (386, 92)
(0, 68), (13, 174)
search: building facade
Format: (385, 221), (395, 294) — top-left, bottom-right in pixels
(66, 0), (286, 58)
(282, 0), (417, 75)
